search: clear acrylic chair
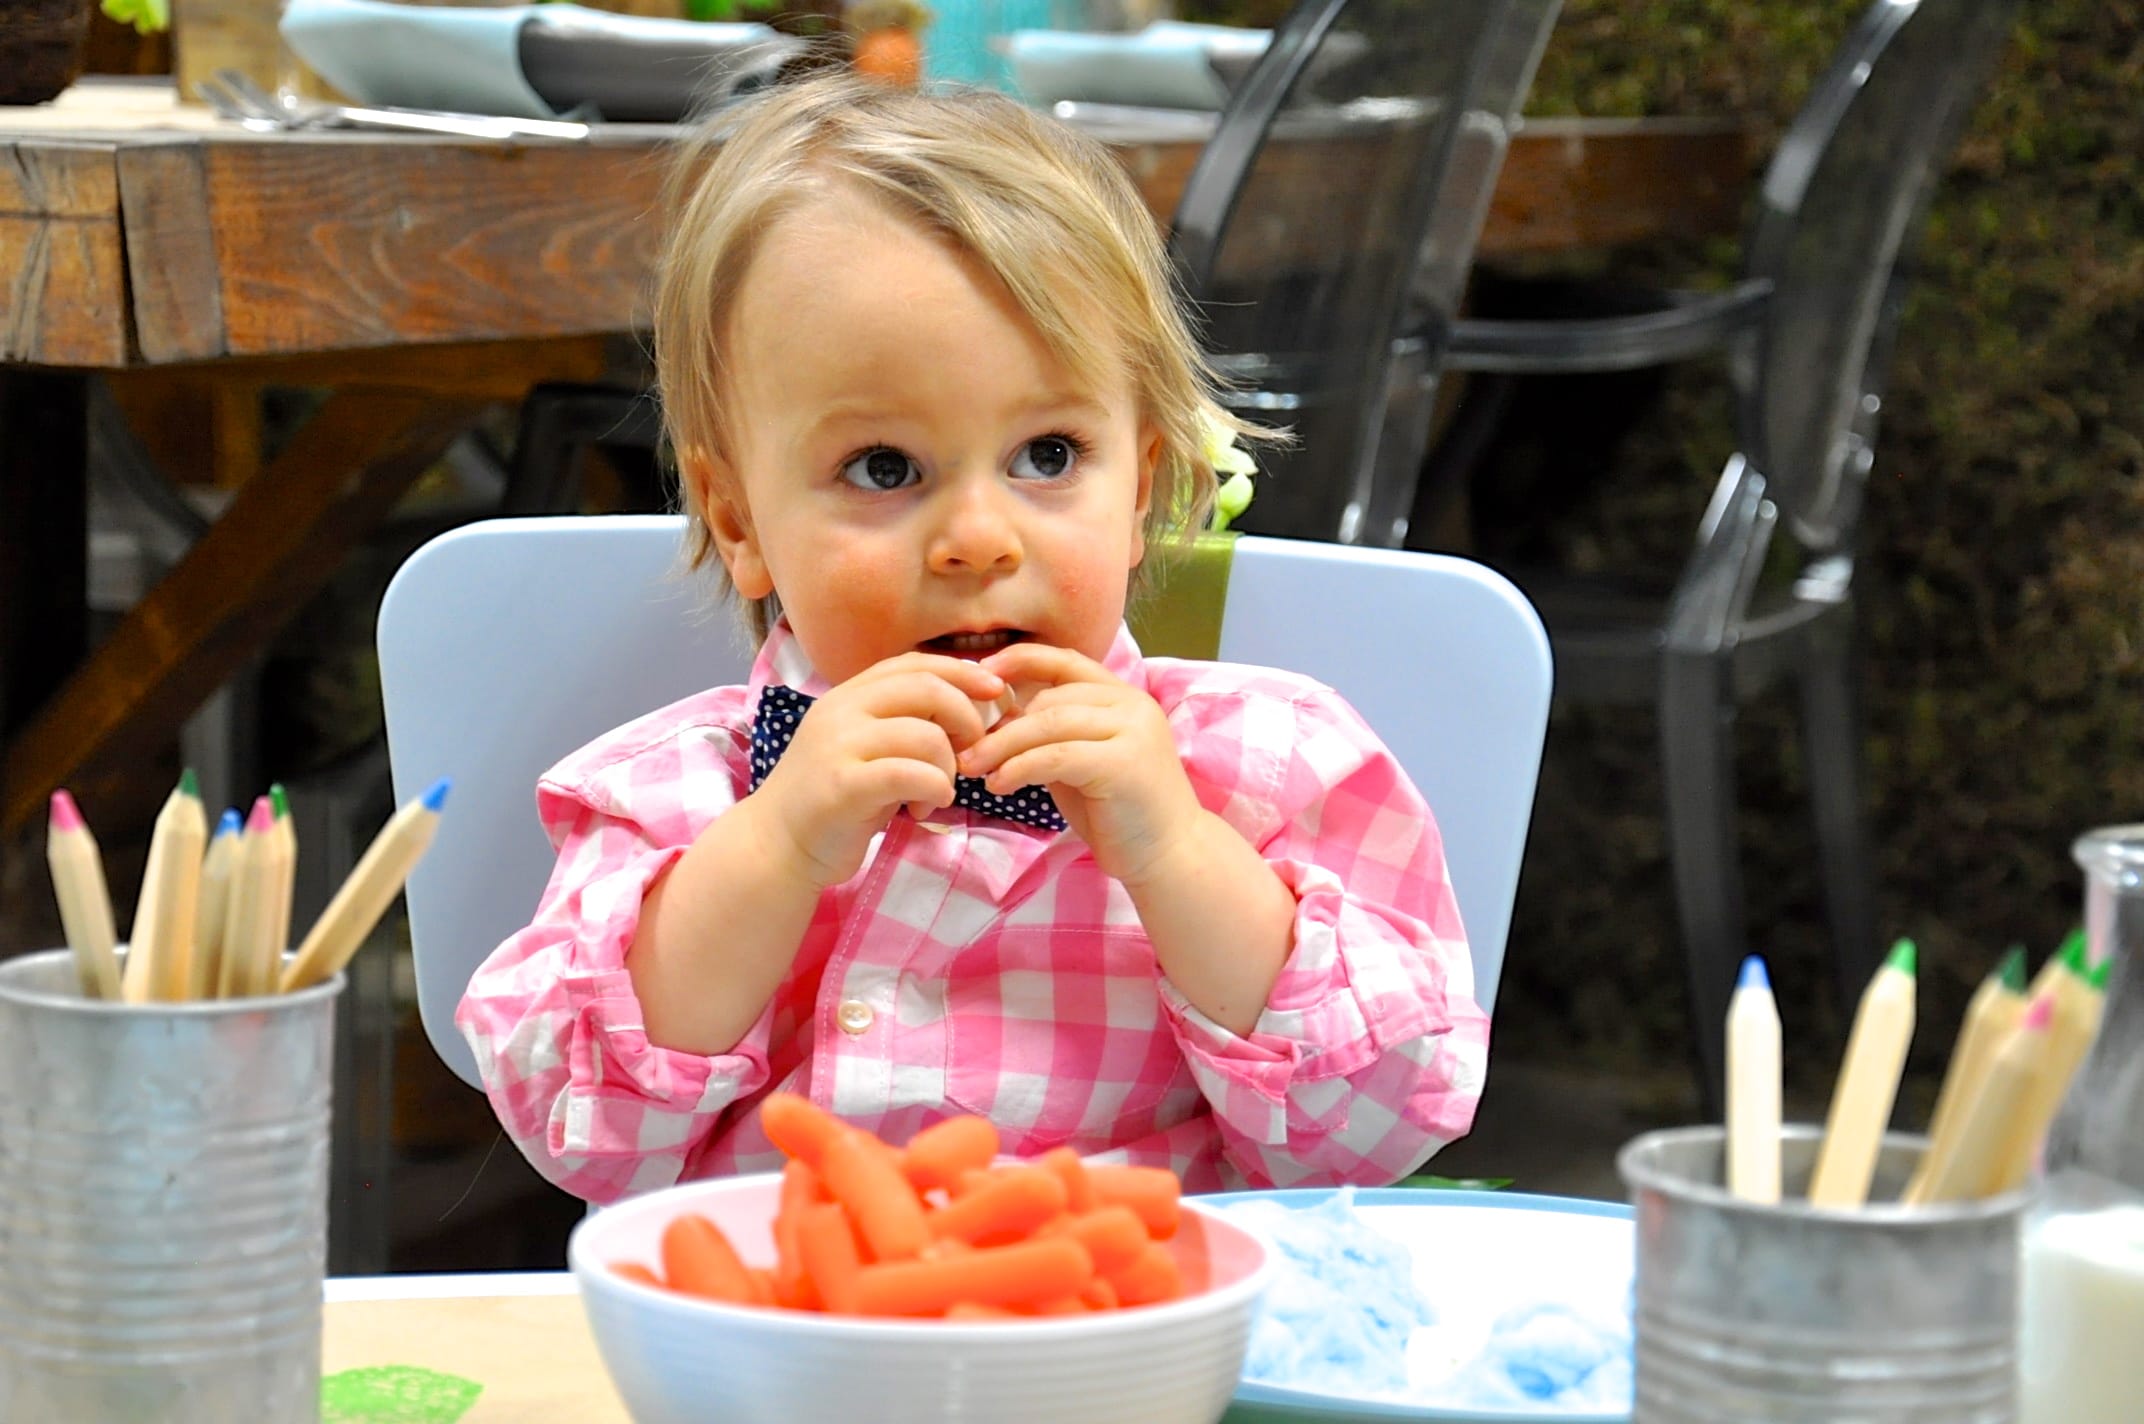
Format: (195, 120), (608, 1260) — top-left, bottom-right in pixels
(1434, 0), (2025, 1098)
(1170, 0), (1563, 549)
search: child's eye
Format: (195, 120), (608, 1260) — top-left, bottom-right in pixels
(839, 447), (921, 491)
(1009, 434), (1086, 482)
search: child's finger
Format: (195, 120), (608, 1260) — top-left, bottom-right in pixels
(977, 640), (1115, 690)
(661, 1213), (757, 1304)
(958, 703), (1121, 781)
(821, 1128), (931, 1262)
(852, 1237), (1094, 1317)
(902, 1114), (1001, 1193)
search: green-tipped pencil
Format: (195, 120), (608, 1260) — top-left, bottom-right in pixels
(1904, 946), (2028, 1203)
(1812, 939), (1918, 1209)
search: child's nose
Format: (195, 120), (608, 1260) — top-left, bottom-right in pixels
(927, 480), (1024, 574)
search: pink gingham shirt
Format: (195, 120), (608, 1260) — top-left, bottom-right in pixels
(458, 621), (1487, 1204)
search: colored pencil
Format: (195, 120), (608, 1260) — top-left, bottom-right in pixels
(218, 797), (282, 998)
(1726, 955), (1783, 1204)
(1991, 947), (2108, 1192)
(1903, 946), (2028, 1203)
(280, 779), (449, 992)
(120, 769), (208, 1003)
(45, 790), (123, 1000)
(190, 808), (243, 1000)
(2024, 929), (2084, 1007)
(1809, 939), (1918, 1208)
(267, 783), (298, 976)
(1918, 992), (2053, 1202)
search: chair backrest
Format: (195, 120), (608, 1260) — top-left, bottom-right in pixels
(1737, 0), (2021, 552)
(381, 517), (1551, 1088)
(1171, 0), (1562, 548)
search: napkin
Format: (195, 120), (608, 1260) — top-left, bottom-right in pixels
(1004, 21), (1271, 111)
(280, 0), (799, 122)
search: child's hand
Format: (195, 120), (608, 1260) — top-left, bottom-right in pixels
(960, 643), (1203, 887)
(756, 653), (1005, 886)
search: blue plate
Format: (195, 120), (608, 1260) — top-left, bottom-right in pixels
(1194, 1188), (1635, 1424)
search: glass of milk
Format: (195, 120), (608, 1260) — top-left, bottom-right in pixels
(2019, 826), (2144, 1424)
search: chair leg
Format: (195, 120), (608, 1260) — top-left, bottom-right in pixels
(1799, 609), (1883, 1020)
(1659, 651), (1745, 1115)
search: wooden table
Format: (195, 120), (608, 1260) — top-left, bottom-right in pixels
(0, 79), (1753, 837)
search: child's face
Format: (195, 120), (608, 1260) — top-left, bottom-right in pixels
(698, 187), (1158, 686)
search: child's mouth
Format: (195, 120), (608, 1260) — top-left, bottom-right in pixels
(925, 629), (1029, 658)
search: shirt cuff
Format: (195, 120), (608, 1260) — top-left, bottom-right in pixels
(1157, 859), (1447, 1145)
(549, 850), (776, 1156)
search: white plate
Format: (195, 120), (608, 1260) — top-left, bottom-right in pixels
(1198, 1188), (1635, 1424)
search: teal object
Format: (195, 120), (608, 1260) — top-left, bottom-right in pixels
(924, 0), (1049, 88)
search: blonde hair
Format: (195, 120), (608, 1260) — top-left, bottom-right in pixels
(652, 73), (1256, 637)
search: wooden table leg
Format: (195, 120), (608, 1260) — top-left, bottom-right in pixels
(0, 388), (484, 837)
(0, 370), (90, 748)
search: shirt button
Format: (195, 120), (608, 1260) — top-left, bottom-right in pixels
(835, 999), (875, 1035)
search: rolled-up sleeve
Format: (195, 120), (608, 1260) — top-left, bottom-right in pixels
(456, 701), (771, 1204)
(1156, 685), (1487, 1188)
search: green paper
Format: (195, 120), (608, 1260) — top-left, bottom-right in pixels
(1398, 1174), (1515, 1191)
(1885, 937), (1917, 976)
(321, 1365), (482, 1424)
(1996, 945), (2028, 995)
(1129, 530), (1237, 660)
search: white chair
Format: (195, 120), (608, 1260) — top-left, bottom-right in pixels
(379, 516), (1553, 1089)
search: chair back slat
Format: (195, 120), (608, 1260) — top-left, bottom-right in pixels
(1738, 0), (2023, 551)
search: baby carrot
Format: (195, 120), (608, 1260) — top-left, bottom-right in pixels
(821, 1128), (930, 1261)
(661, 1214), (756, 1304)
(1109, 1242), (1184, 1307)
(1038, 1146), (1096, 1213)
(902, 1114), (1001, 1192)
(1086, 1164), (1181, 1239)
(926, 1165), (1066, 1246)
(611, 1261), (665, 1288)
(774, 1159), (827, 1309)
(759, 1092), (848, 1173)
(1040, 1205), (1149, 1275)
(796, 1201), (865, 1315)
(852, 1237), (1094, 1318)
(1079, 1275), (1121, 1311)
(945, 1302), (1022, 1321)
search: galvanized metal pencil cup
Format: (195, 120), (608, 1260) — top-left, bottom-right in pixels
(0, 948), (341, 1423)
(1620, 1124), (2026, 1424)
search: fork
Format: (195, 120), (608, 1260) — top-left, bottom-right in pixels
(207, 69), (590, 143)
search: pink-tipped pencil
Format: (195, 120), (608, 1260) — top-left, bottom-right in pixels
(46, 791), (122, 1000)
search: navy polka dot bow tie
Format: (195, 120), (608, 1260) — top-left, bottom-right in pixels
(749, 685), (1067, 833)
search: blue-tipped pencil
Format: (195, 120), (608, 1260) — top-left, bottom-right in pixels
(279, 779), (449, 991)
(1727, 956), (1783, 1204)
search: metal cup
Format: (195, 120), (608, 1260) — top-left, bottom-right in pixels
(1620, 1124), (2025, 1424)
(0, 948), (341, 1423)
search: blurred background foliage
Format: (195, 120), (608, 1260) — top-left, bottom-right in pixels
(1191, 0), (2144, 1097)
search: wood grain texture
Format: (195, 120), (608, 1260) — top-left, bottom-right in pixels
(117, 139), (227, 363)
(203, 137), (670, 358)
(1487, 118), (1752, 256)
(0, 140), (127, 366)
(0, 390), (483, 836)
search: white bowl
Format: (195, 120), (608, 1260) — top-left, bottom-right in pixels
(568, 1171), (1273, 1424)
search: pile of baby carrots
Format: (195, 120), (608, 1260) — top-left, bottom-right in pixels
(613, 1093), (1189, 1319)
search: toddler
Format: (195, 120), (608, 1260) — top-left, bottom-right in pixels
(458, 75), (1487, 1204)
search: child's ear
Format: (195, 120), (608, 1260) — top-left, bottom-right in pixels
(1129, 424), (1162, 569)
(690, 453), (775, 600)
